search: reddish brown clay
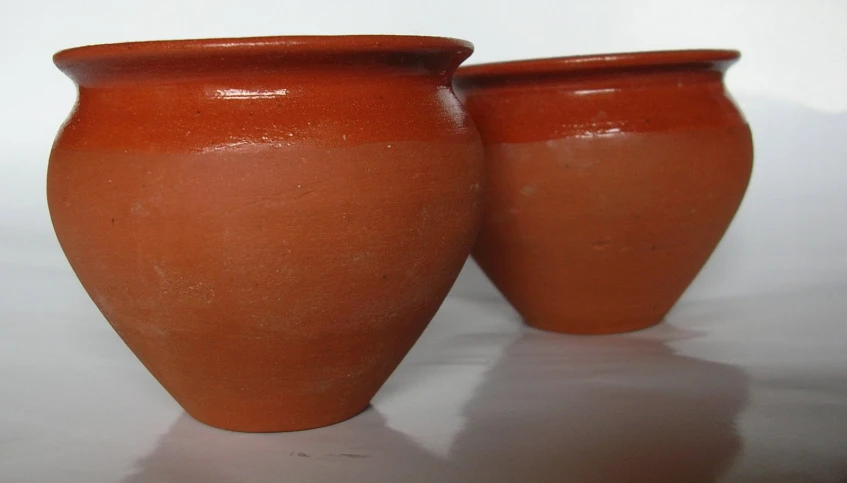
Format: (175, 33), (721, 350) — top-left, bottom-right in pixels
(48, 35), (484, 432)
(454, 50), (753, 334)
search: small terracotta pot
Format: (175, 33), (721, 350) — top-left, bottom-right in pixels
(454, 50), (753, 334)
(48, 35), (484, 431)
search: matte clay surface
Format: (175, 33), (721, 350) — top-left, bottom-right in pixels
(48, 35), (484, 432)
(455, 50), (753, 334)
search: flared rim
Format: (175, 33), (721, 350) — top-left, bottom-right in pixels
(456, 49), (740, 79)
(54, 34), (474, 66)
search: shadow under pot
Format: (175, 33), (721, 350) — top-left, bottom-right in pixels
(454, 50), (753, 335)
(48, 35), (484, 432)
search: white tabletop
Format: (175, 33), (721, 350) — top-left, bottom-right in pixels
(2, 226), (846, 482)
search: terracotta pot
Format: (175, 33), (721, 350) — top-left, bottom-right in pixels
(48, 35), (484, 432)
(454, 50), (753, 334)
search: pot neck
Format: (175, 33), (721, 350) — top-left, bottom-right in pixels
(455, 66), (730, 93)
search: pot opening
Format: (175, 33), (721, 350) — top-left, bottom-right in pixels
(54, 35), (474, 87)
(455, 49), (739, 84)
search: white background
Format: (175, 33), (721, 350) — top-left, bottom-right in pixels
(1, 1), (846, 482)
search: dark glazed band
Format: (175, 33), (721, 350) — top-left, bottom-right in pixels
(453, 49), (746, 142)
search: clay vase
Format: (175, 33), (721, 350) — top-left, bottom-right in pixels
(48, 35), (484, 432)
(454, 50), (753, 334)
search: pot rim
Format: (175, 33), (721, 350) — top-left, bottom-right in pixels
(455, 49), (740, 79)
(54, 34), (474, 66)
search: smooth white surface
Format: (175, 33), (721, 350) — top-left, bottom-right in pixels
(2, 247), (847, 482)
(1, 0), (846, 481)
(2, 0), (846, 300)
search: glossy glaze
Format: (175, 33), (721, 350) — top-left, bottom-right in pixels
(48, 35), (484, 432)
(455, 50), (753, 334)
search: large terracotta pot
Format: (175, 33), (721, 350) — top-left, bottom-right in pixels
(454, 50), (753, 334)
(48, 35), (484, 432)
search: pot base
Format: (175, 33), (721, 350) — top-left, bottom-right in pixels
(524, 315), (665, 335)
(183, 402), (371, 433)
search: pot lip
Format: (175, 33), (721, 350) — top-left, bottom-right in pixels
(54, 34), (474, 65)
(455, 49), (740, 79)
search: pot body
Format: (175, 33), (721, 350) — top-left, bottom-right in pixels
(48, 36), (484, 431)
(455, 51), (752, 334)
